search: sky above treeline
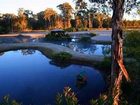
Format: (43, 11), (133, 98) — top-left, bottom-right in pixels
(0, 0), (139, 20)
(0, 0), (74, 14)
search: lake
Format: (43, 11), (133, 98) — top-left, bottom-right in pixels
(0, 50), (107, 105)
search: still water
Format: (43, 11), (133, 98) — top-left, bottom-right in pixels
(0, 50), (106, 105)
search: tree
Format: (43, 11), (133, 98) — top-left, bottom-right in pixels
(75, 0), (89, 29)
(17, 8), (27, 31)
(57, 2), (73, 29)
(44, 8), (57, 29)
(0, 13), (16, 33)
(37, 11), (46, 29)
(88, 0), (140, 104)
(24, 10), (34, 29)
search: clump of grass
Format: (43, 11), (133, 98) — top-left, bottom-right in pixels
(0, 95), (21, 105)
(56, 87), (78, 105)
(79, 37), (92, 43)
(52, 52), (72, 63)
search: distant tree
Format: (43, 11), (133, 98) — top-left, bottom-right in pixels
(44, 8), (57, 29)
(24, 10), (34, 29)
(57, 2), (73, 29)
(37, 11), (46, 29)
(92, 18), (99, 28)
(0, 13), (16, 33)
(17, 8), (27, 31)
(75, 0), (89, 29)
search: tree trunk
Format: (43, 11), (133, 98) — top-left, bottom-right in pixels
(111, 0), (126, 104)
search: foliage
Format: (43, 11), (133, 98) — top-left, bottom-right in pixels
(57, 2), (73, 29)
(121, 31), (140, 105)
(52, 52), (72, 63)
(90, 32), (96, 36)
(124, 31), (140, 61)
(90, 94), (112, 105)
(64, 27), (75, 32)
(45, 33), (71, 41)
(0, 95), (21, 105)
(44, 8), (57, 29)
(95, 57), (111, 71)
(78, 37), (92, 43)
(56, 87), (78, 105)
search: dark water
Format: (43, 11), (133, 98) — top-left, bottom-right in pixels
(0, 50), (107, 105)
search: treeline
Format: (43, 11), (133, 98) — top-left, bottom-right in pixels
(0, 1), (140, 34)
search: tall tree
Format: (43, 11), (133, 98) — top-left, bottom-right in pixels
(0, 13), (16, 33)
(44, 8), (57, 29)
(57, 2), (73, 29)
(88, 0), (140, 104)
(17, 8), (27, 31)
(75, 0), (89, 28)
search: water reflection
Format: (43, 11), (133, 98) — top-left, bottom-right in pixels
(57, 41), (111, 56)
(49, 60), (71, 69)
(0, 50), (107, 105)
(102, 45), (111, 56)
(0, 52), (4, 56)
(21, 49), (36, 55)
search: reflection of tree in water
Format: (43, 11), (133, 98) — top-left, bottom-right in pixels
(49, 60), (71, 69)
(68, 42), (97, 55)
(0, 52), (4, 56)
(21, 49), (36, 55)
(102, 45), (111, 56)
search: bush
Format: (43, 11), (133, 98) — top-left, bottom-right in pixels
(79, 37), (92, 43)
(95, 57), (111, 71)
(122, 31), (140, 105)
(124, 31), (140, 47)
(124, 31), (140, 61)
(64, 28), (75, 32)
(90, 32), (96, 37)
(52, 52), (72, 63)
(45, 33), (71, 41)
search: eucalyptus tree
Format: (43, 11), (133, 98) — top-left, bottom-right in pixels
(17, 8), (27, 31)
(44, 8), (57, 29)
(0, 13), (16, 33)
(75, 0), (89, 28)
(57, 2), (73, 29)
(24, 10), (34, 29)
(89, 0), (140, 104)
(37, 11), (46, 29)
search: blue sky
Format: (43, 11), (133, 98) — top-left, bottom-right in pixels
(0, 0), (74, 14)
(0, 0), (139, 20)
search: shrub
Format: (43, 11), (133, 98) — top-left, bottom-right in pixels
(45, 33), (71, 41)
(90, 32), (96, 37)
(52, 52), (72, 63)
(124, 31), (140, 61)
(79, 37), (92, 43)
(64, 28), (75, 32)
(124, 31), (140, 47)
(95, 57), (111, 71)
